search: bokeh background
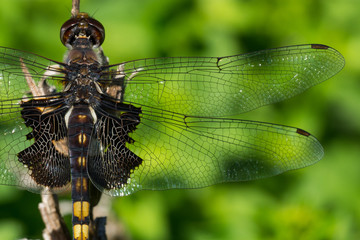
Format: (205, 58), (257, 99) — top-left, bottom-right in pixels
(0, 0), (358, 239)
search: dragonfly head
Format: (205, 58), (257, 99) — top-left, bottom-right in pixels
(60, 12), (105, 48)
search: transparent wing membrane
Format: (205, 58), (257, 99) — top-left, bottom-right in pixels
(114, 44), (344, 116)
(104, 108), (324, 196)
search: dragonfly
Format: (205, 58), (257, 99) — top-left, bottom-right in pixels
(0, 12), (344, 240)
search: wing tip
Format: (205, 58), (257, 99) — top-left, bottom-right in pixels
(296, 128), (311, 137)
(311, 44), (329, 49)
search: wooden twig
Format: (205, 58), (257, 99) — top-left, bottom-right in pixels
(71, 0), (80, 17)
(39, 193), (71, 240)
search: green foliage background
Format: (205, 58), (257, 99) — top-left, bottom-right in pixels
(0, 0), (358, 239)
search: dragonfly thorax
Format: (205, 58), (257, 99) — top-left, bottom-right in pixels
(65, 38), (102, 66)
(63, 58), (103, 105)
(64, 71), (102, 105)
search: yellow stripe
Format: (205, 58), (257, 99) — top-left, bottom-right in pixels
(75, 177), (88, 193)
(82, 224), (89, 240)
(78, 133), (87, 144)
(83, 178), (88, 192)
(73, 224), (89, 240)
(77, 156), (86, 167)
(75, 178), (82, 193)
(73, 201), (90, 221)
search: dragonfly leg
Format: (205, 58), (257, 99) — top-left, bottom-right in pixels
(106, 64), (144, 100)
(39, 64), (61, 95)
(97, 46), (109, 65)
(105, 64), (130, 99)
(105, 65), (124, 99)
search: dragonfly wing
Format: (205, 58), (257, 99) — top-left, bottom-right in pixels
(0, 47), (70, 193)
(113, 44), (344, 117)
(102, 108), (323, 196)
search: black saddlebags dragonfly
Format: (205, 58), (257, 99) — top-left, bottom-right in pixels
(0, 12), (344, 240)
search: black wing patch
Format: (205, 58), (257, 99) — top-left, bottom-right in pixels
(17, 98), (70, 188)
(88, 100), (142, 191)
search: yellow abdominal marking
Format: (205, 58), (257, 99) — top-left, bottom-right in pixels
(77, 156), (86, 167)
(75, 178), (88, 193)
(73, 201), (90, 220)
(78, 133), (87, 144)
(73, 224), (89, 240)
(78, 114), (87, 119)
(83, 178), (88, 192)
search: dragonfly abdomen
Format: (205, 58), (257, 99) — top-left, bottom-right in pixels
(67, 104), (97, 240)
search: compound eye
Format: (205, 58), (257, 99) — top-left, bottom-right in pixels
(87, 18), (105, 47)
(60, 18), (78, 46)
(60, 13), (105, 47)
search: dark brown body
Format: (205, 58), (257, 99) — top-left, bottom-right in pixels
(62, 13), (105, 240)
(60, 13), (142, 240)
